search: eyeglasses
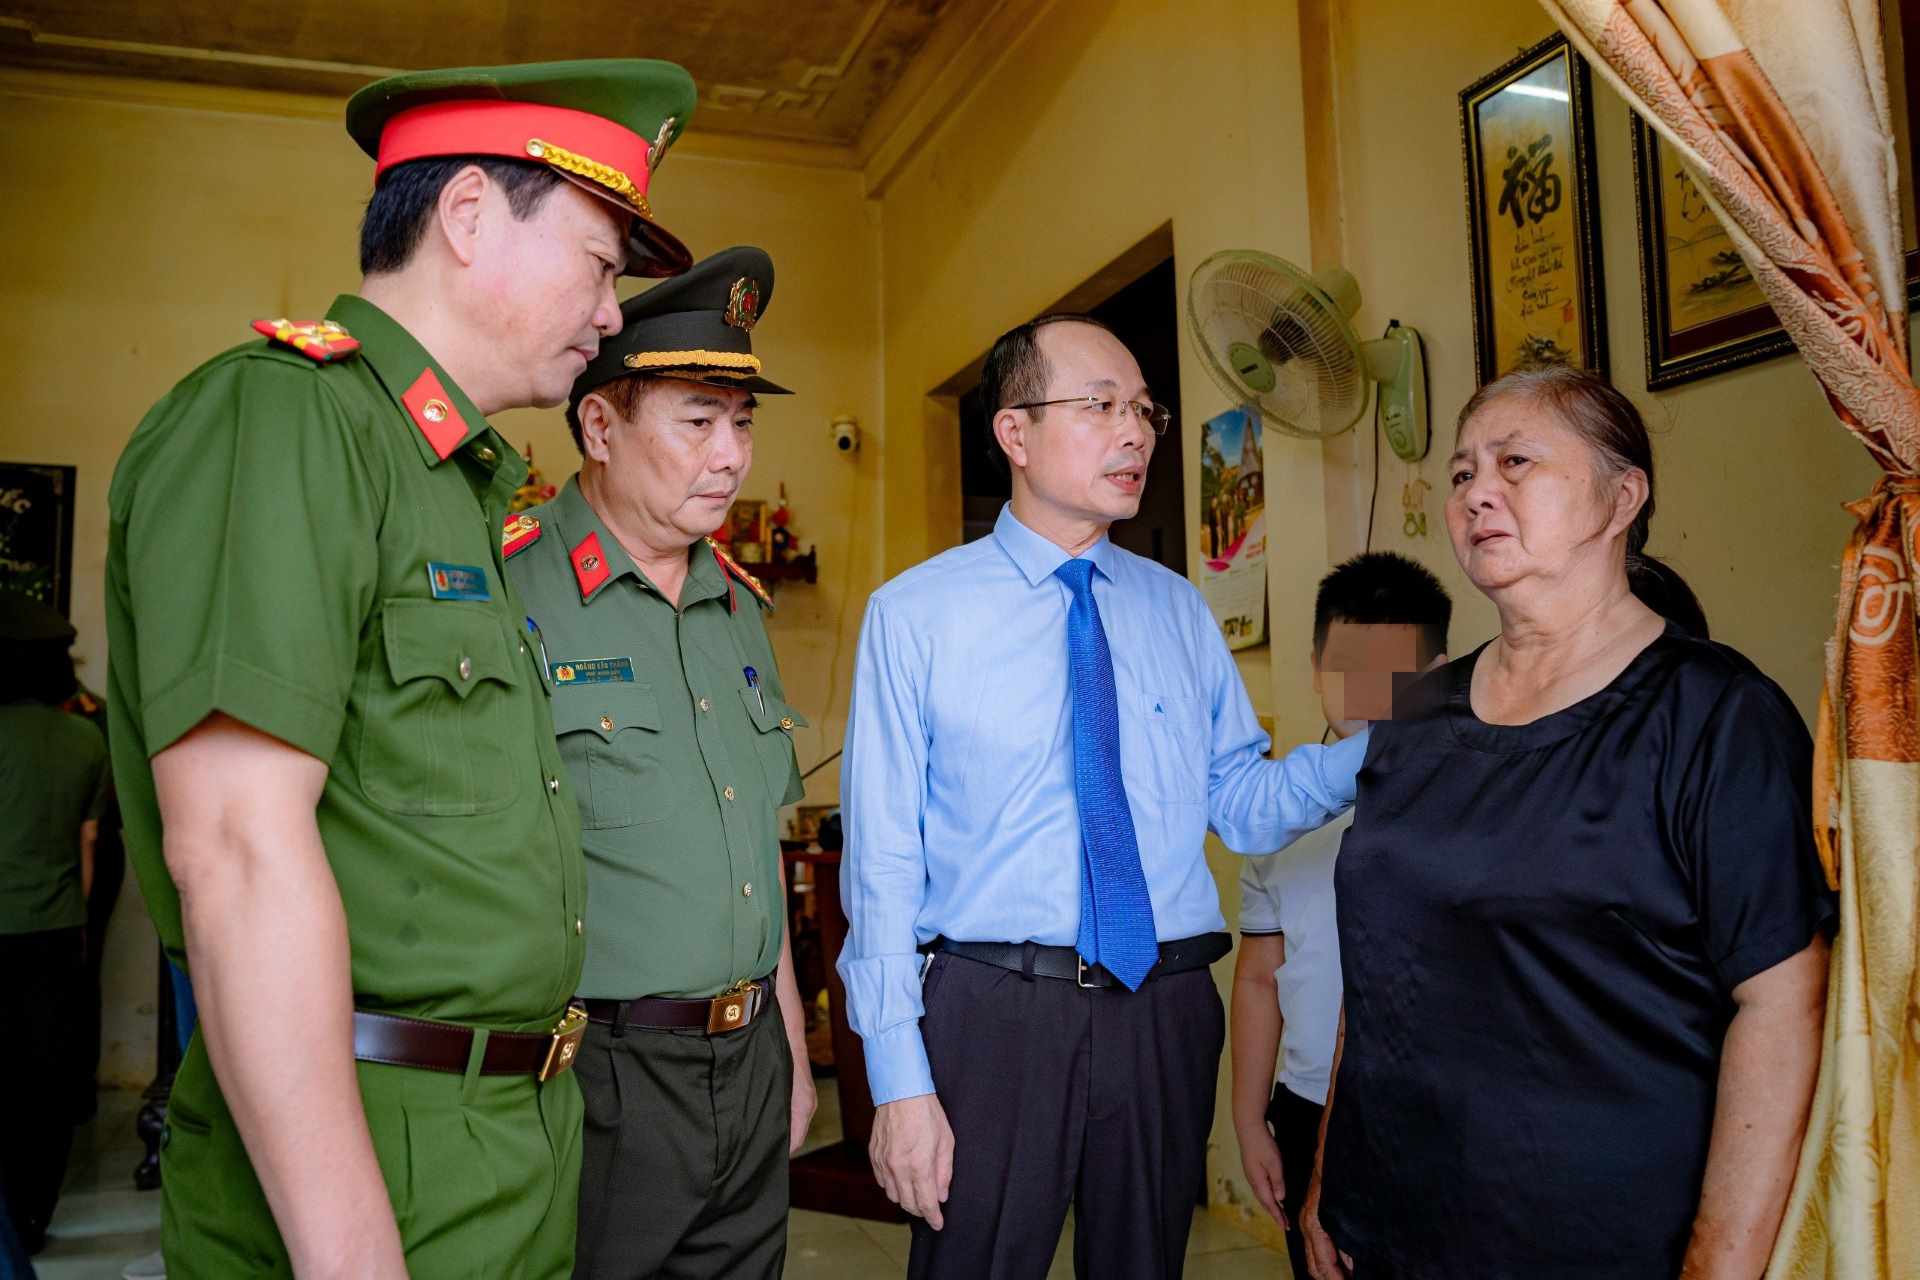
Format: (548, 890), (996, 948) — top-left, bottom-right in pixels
(1009, 396), (1173, 436)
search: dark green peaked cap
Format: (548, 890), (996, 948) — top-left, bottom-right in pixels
(346, 59), (697, 277)
(573, 245), (791, 406)
(0, 590), (75, 643)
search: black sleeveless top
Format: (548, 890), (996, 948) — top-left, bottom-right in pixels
(1319, 626), (1835, 1278)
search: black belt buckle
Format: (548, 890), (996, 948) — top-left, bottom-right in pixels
(1076, 955), (1099, 990)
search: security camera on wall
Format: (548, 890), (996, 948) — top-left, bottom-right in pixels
(831, 416), (860, 454)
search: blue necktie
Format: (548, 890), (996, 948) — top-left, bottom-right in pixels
(1054, 557), (1158, 989)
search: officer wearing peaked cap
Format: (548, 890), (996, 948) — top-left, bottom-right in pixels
(105, 59), (697, 1277)
(505, 247), (813, 1278)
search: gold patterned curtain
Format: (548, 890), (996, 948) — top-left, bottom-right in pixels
(1534, 2), (1920, 1276)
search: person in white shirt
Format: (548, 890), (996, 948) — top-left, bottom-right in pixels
(1228, 552), (1450, 1279)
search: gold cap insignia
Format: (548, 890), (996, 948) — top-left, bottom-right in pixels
(724, 277), (762, 331)
(649, 115), (678, 173)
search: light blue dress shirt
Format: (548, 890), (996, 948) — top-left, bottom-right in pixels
(838, 504), (1368, 1104)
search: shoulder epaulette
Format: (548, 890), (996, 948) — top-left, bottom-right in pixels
(706, 536), (773, 613)
(252, 318), (360, 364)
(503, 513), (543, 558)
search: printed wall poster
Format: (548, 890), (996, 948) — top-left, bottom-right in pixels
(1197, 405), (1267, 651)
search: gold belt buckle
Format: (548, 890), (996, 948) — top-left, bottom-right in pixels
(539, 1004), (589, 1081)
(706, 979), (758, 1034)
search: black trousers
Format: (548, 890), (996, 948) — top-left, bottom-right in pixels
(1266, 1083), (1325, 1280)
(907, 954), (1226, 1280)
(0, 927), (85, 1253)
(572, 995), (791, 1279)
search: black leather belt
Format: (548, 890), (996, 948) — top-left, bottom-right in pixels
(925, 932), (1232, 988)
(352, 1006), (587, 1081)
(581, 976), (773, 1035)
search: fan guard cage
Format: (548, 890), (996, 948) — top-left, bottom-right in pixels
(1188, 250), (1367, 437)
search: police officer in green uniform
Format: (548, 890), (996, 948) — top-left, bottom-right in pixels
(504, 246), (814, 1278)
(104, 59), (697, 1278)
(0, 591), (108, 1257)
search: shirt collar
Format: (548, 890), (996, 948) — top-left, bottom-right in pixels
(550, 473), (728, 609)
(326, 294), (503, 473)
(992, 502), (1120, 587)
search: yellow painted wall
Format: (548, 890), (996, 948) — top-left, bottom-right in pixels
(0, 70), (881, 1086)
(1321, 0), (1881, 724)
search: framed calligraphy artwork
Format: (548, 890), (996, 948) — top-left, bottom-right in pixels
(0, 462), (77, 615)
(1460, 34), (1607, 386)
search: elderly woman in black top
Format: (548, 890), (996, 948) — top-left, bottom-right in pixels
(1301, 366), (1833, 1279)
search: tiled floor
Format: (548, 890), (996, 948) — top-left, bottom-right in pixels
(35, 1087), (1292, 1279)
(34, 1090), (161, 1280)
(786, 1207), (1291, 1280)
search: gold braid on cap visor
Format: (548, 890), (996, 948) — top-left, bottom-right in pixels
(524, 138), (652, 219)
(623, 350), (763, 373)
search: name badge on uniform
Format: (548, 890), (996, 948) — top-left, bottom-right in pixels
(426, 562), (491, 601)
(551, 657), (635, 685)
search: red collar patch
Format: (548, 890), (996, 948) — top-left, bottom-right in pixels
(570, 531), (611, 600)
(401, 368), (469, 461)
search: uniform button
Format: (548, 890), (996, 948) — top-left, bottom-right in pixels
(476, 445), (497, 464)
(599, 715), (614, 732)
(547, 776), (560, 794)
(779, 716), (794, 730)
(457, 656), (474, 681)
(575, 918), (583, 936)
(519, 642), (528, 655)
(742, 882), (753, 898)
(724, 785), (737, 801)
(698, 697), (712, 712)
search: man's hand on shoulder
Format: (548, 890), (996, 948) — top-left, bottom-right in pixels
(869, 1092), (955, 1229)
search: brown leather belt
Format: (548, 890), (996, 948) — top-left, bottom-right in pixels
(583, 976), (773, 1035)
(352, 1006), (588, 1081)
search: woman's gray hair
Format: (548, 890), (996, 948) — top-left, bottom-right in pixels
(1457, 364), (1709, 638)
(1457, 364), (1654, 557)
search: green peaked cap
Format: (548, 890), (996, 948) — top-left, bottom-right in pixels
(574, 245), (792, 407)
(346, 59), (698, 277)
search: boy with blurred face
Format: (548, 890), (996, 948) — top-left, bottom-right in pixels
(1230, 552), (1450, 1280)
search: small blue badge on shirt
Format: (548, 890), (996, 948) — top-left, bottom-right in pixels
(551, 657), (635, 685)
(425, 562), (491, 601)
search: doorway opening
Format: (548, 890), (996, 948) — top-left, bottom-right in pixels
(936, 225), (1187, 575)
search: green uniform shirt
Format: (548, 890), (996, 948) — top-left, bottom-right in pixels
(505, 476), (806, 1000)
(0, 703), (107, 934)
(105, 295), (586, 1032)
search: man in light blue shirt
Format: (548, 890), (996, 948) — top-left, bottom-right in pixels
(839, 315), (1366, 1279)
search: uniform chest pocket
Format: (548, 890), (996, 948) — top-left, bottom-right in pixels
(359, 599), (524, 817)
(1130, 693), (1206, 804)
(554, 683), (680, 830)
(739, 686), (809, 806)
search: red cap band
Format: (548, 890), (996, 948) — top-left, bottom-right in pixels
(375, 100), (652, 199)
